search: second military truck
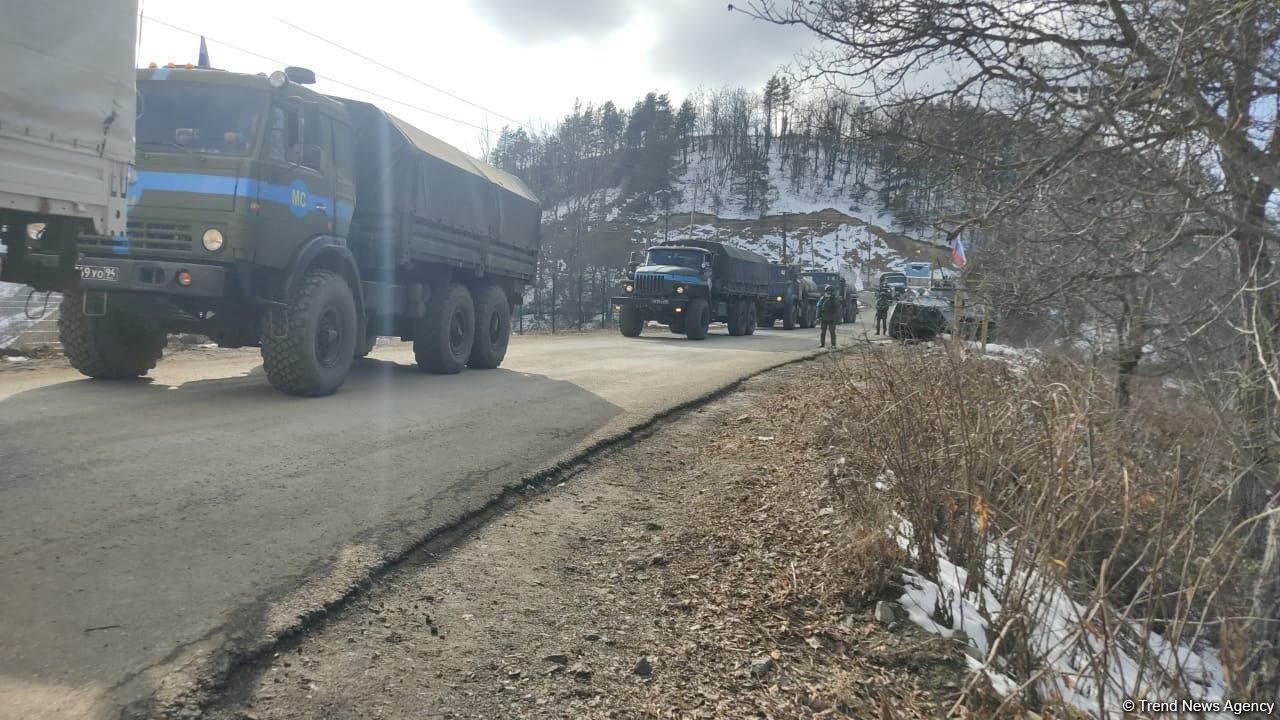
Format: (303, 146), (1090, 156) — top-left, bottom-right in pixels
(3, 65), (540, 397)
(613, 240), (770, 339)
(763, 262), (819, 330)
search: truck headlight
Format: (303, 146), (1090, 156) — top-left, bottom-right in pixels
(776, 295), (783, 302)
(202, 228), (225, 252)
(623, 282), (634, 293)
(675, 285), (685, 294)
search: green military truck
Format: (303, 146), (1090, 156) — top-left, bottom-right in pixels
(612, 240), (771, 339)
(763, 262), (818, 330)
(2, 66), (541, 396)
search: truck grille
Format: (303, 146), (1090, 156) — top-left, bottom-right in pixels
(80, 221), (195, 253)
(634, 273), (667, 296)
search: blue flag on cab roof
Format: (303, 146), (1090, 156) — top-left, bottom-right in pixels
(198, 36), (210, 68)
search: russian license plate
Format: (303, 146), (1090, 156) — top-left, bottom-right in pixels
(76, 264), (118, 282)
(649, 298), (670, 305)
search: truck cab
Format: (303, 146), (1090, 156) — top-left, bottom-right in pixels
(22, 67), (355, 340)
(878, 271), (908, 297)
(764, 263), (817, 330)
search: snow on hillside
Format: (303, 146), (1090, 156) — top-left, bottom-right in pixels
(668, 149), (897, 228)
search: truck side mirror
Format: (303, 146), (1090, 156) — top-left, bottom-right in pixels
(629, 251), (641, 264)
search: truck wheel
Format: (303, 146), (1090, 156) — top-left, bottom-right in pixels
(468, 284), (511, 369)
(745, 303), (758, 335)
(59, 291), (167, 379)
(686, 299), (710, 340)
(669, 316), (686, 334)
(783, 303), (798, 330)
(414, 283), (475, 374)
(261, 269), (358, 396)
(726, 300), (745, 336)
(619, 304), (643, 337)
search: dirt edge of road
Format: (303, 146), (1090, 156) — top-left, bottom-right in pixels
(202, 343), (975, 719)
(126, 344), (843, 719)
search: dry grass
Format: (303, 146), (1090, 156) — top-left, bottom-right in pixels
(815, 342), (1253, 716)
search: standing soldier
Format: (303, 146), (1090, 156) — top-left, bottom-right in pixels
(816, 285), (840, 348)
(875, 288), (892, 335)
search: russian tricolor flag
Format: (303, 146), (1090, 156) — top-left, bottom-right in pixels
(951, 236), (967, 270)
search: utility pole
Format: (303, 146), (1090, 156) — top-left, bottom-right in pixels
(663, 189), (670, 243)
(781, 212), (788, 262)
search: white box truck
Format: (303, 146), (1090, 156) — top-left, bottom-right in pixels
(0, 0), (137, 290)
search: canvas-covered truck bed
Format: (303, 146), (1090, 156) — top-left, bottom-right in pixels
(0, 0), (136, 238)
(665, 239), (770, 296)
(342, 100), (541, 282)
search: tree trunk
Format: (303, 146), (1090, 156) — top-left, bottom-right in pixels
(1234, 180), (1280, 703)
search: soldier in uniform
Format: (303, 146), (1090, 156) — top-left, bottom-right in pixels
(875, 288), (892, 335)
(816, 285), (841, 348)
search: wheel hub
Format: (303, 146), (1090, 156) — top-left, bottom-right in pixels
(315, 308), (342, 368)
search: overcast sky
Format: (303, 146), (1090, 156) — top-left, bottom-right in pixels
(136, 0), (812, 155)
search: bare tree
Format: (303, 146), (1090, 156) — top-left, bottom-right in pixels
(737, 0), (1280, 699)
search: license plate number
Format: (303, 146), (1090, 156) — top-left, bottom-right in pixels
(76, 265), (118, 282)
(650, 298), (669, 305)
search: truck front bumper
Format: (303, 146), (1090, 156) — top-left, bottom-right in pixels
(611, 295), (690, 315)
(26, 252), (227, 298)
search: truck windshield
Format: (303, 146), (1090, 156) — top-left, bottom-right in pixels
(807, 273), (837, 285)
(771, 266), (789, 281)
(646, 249), (705, 268)
(137, 82), (268, 157)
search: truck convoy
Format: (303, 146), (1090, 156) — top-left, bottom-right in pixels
(1, 64), (541, 396)
(613, 240), (770, 339)
(0, 0), (137, 266)
(763, 262), (818, 330)
(801, 270), (858, 323)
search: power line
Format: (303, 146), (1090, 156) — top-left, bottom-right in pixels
(278, 18), (529, 131)
(140, 15), (498, 135)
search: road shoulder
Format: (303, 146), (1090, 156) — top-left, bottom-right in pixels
(208, 352), (971, 719)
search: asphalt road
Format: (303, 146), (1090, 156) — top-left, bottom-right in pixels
(0, 318), (870, 719)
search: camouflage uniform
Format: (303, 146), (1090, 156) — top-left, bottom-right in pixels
(816, 289), (840, 347)
(875, 291), (892, 335)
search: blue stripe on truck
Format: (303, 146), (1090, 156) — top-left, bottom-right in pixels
(127, 171), (355, 220)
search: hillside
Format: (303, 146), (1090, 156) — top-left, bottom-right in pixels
(540, 147), (955, 294)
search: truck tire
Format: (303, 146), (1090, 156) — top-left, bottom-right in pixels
(261, 269), (358, 396)
(669, 316), (686, 334)
(727, 299), (745, 336)
(745, 302), (758, 335)
(468, 284), (511, 369)
(686, 299), (710, 340)
(414, 282), (476, 374)
(59, 291), (167, 379)
(619, 304), (643, 337)
(783, 303), (798, 330)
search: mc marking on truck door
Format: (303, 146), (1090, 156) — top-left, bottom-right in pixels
(289, 179), (309, 218)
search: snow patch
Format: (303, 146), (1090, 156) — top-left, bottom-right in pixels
(893, 520), (1227, 718)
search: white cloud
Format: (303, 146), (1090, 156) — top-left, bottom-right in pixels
(137, 0), (806, 154)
